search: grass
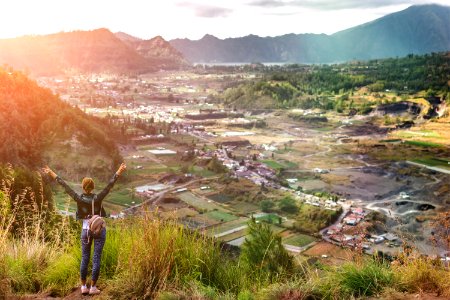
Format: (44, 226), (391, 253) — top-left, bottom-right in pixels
(283, 234), (317, 247)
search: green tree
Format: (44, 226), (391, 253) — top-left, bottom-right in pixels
(240, 219), (293, 279)
(207, 156), (228, 174)
(278, 196), (298, 214)
(260, 199), (275, 213)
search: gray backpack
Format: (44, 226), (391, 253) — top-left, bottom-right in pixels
(88, 196), (105, 239)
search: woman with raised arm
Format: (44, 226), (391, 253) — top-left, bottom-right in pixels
(43, 163), (126, 296)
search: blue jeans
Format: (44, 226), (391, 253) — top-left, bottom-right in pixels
(80, 228), (106, 282)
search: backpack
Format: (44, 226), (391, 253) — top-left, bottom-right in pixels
(88, 196), (105, 239)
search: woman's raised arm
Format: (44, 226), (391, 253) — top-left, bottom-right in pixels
(42, 166), (81, 203)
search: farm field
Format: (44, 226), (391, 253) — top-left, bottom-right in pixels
(178, 191), (227, 212)
(283, 233), (317, 247)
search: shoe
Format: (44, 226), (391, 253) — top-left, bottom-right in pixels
(81, 286), (89, 295)
(89, 286), (101, 295)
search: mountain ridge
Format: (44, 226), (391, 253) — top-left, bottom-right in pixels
(0, 29), (188, 75)
(170, 4), (450, 63)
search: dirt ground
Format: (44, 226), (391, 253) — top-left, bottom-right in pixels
(303, 241), (354, 261)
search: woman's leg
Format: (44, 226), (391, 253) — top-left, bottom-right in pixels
(80, 229), (92, 285)
(91, 228), (107, 286)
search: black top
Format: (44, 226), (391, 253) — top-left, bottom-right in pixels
(55, 173), (119, 220)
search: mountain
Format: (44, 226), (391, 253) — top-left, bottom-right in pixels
(0, 29), (188, 76)
(115, 34), (189, 68)
(170, 4), (450, 63)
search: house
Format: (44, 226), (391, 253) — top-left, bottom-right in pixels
(369, 236), (385, 244)
(344, 217), (358, 226)
(351, 207), (365, 216)
(313, 168), (329, 174)
(381, 233), (399, 242)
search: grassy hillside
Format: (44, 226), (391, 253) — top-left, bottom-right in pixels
(0, 67), (122, 209)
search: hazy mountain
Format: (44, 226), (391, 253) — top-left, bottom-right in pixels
(0, 29), (188, 75)
(170, 4), (450, 63)
(115, 34), (189, 68)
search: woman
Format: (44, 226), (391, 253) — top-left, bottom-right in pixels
(43, 163), (126, 295)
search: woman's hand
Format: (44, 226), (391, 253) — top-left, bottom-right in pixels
(116, 163), (127, 176)
(42, 166), (58, 180)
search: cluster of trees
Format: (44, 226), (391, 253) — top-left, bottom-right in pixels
(220, 53), (450, 111)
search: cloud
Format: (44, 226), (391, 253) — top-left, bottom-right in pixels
(177, 2), (232, 18)
(248, 0), (421, 10)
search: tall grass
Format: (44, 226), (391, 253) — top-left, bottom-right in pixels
(1, 167), (449, 299)
(312, 259), (394, 299)
(392, 255), (450, 297)
(108, 211), (239, 299)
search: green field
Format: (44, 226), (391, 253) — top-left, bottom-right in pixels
(191, 166), (216, 177)
(262, 160), (285, 169)
(404, 140), (443, 148)
(106, 185), (139, 207)
(206, 219), (248, 236)
(178, 191), (224, 211)
(227, 201), (259, 214)
(395, 130), (441, 139)
(208, 193), (233, 203)
(204, 210), (238, 222)
(262, 159), (298, 170)
(412, 158), (450, 169)
(217, 230), (247, 242)
(283, 234), (317, 247)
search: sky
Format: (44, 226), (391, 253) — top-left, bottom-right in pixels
(0, 0), (449, 40)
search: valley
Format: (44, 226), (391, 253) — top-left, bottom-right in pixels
(39, 61), (450, 263)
